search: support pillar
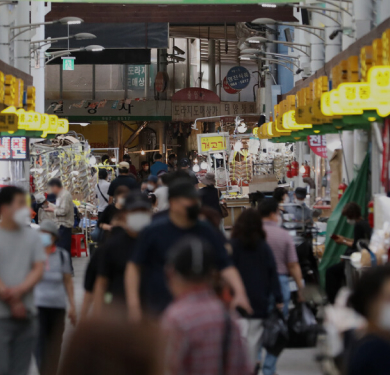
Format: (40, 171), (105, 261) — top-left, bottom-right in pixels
(341, 131), (354, 184)
(353, 0), (373, 39)
(157, 49), (168, 100)
(310, 12), (325, 73)
(324, 2), (342, 63)
(208, 39), (216, 93)
(186, 39), (191, 88)
(108, 121), (124, 161)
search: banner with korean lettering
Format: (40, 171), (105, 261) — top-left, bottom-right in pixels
(308, 135), (327, 158)
(197, 132), (229, 155)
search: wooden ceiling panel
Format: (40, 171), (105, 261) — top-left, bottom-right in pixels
(46, 4), (297, 24)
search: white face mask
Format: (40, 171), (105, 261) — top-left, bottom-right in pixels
(40, 232), (53, 248)
(117, 197), (125, 206)
(379, 302), (390, 330)
(346, 219), (356, 225)
(147, 184), (155, 191)
(13, 207), (31, 227)
(126, 212), (151, 233)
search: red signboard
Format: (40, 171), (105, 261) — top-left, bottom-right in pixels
(307, 135), (327, 158)
(171, 87), (220, 103)
(223, 76), (240, 94)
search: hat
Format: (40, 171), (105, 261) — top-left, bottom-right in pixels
(34, 193), (46, 204)
(200, 172), (216, 186)
(125, 192), (152, 211)
(118, 161), (130, 169)
(179, 158), (190, 168)
(169, 179), (199, 200)
(40, 219), (59, 237)
(147, 175), (158, 183)
(295, 187), (307, 200)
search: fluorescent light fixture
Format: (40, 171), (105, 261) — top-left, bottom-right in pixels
(59, 17), (84, 25)
(252, 18), (277, 24)
(261, 4), (277, 8)
(74, 33), (96, 40)
(239, 56), (253, 60)
(85, 45), (105, 52)
(69, 122), (90, 127)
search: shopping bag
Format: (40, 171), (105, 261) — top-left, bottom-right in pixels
(288, 302), (318, 348)
(262, 309), (289, 356)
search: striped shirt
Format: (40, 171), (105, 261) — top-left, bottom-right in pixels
(263, 220), (298, 275)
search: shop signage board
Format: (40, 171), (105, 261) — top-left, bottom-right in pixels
(307, 135), (327, 158)
(172, 88), (220, 103)
(45, 99), (172, 121)
(226, 66), (251, 90)
(0, 136), (28, 160)
(62, 57), (75, 71)
(172, 101), (256, 122)
(223, 77), (240, 94)
(197, 132), (229, 155)
(128, 65), (147, 90)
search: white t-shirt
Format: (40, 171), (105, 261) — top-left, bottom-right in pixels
(95, 180), (110, 212)
(154, 186), (169, 211)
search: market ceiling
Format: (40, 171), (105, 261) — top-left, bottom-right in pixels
(45, 0), (295, 4)
(46, 3), (296, 24)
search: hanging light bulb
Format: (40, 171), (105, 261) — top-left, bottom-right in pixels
(200, 161), (208, 170)
(194, 158), (198, 164)
(193, 164), (200, 172)
(234, 140), (243, 151)
(141, 149), (145, 156)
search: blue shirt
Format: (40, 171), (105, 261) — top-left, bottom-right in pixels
(131, 217), (231, 315)
(150, 161), (168, 176)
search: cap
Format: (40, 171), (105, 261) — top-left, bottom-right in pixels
(167, 235), (214, 280)
(34, 193), (46, 204)
(147, 175), (158, 183)
(179, 158), (190, 168)
(295, 187), (307, 200)
(200, 172), (216, 186)
(169, 179), (199, 200)
(40, 219), (59, 237)
(118, 161), (130, 169)
(125, 192), (152, 211)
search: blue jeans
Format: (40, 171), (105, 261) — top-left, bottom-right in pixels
(261, 275), (291, 375)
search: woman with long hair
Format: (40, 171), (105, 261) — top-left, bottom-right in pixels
(231, 208), (282, 370)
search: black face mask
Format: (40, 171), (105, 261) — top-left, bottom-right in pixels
(186, 204), (200, 221)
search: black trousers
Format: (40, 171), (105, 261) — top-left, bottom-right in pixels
(35, 307), (66, 375)
(325, 262), (346, 304)
(57, 225), (73, 271)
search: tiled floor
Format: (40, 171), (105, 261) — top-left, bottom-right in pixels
(29, 256), (322, 375)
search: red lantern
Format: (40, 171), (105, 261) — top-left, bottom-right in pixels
(291, 159), (299, 177)
(338, 180), (348, 200)
(368, 201), (374, 228)
(286, 162), (292, 179)
(302, 162), (310, 178)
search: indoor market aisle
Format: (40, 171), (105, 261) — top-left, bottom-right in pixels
(29, 257), (322, 375)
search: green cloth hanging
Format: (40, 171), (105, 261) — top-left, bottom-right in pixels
(318, 154), (370, 288)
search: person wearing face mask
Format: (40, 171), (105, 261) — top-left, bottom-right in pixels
(97, 186), (130, 243)
(146, 175), (158, 193)
(125, 178), (253, 321)
(326, 202), (372, 304)
(93, 193), (152, 317)
(0, 186), (45, 375)
(34, 220), (76, 375)
(107, 162), (138, 204)
(347, 266), (390, 375)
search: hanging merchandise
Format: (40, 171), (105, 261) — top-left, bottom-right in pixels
(338, 179), (348, 200)
(291, 158), (299, 177)
(286, 162), (293, 179)
(248, 136), (260, 155)
(301, 162), (310, 178)
(368, 201), (374, 228)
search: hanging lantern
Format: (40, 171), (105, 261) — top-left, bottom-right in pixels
(291, 158), (299, 177)
(338, 180), (348, 200)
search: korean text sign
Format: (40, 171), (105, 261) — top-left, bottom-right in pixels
(197, 133), (229, 155)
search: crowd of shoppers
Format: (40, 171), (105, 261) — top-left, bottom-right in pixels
(1, 152), (388, 375)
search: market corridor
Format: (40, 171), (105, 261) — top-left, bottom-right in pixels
(28, 257), (321, 375)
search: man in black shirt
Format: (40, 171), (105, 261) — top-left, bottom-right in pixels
(93, 193), (152, 316)
(108, 162), (139, 204)
(125, 179), (252, 320)
(326, 202), (373, 303)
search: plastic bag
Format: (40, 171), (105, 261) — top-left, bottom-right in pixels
(288, 303), (318, 348)
(262, 309), (289, 356)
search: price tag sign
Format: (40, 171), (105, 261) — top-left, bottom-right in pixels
(197, 132), (229, 155)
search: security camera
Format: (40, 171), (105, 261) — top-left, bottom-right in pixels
(173, 46), (185, 55)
